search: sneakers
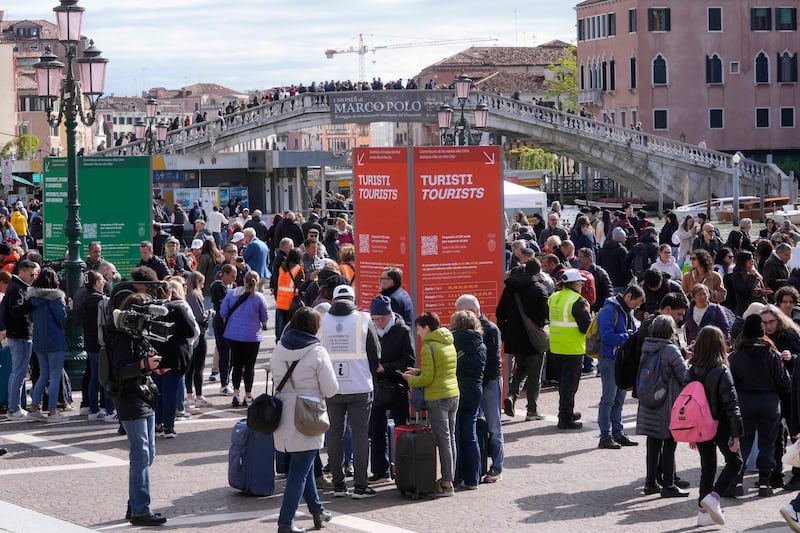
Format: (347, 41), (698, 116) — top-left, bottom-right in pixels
(598, 437), (621, 450)
(155, 425), (165, 437)
(103, 411), (119, 423)
(220, 385), (233, 395)
(185, 394), (195, 404)
(781, 504), (800, 532)
(8, 409), (28, 420)
(503, 397), (515, 417)
(697, 510), (714, 527)
(700, 492), (725, 525)
(208, 372), (218, 382)
(333, 485), (349, 498)
(194, 397), (212, 408)
(163, 429), (178, 439)
(185, 405), (202, 415)
(367, 472), (391, 482)
(47, 411), (66, 422)
(614, 435), (639, 447)
(87, 410), (107, 421)
(483, 467), (503, 483)
(758, 484), (774, 497)
(28, 410), (47, 422)
(79, 406), (90, 416)
(352, 486), (377, 499)
(174, 411), (192, 420)
(525, 411), (544, 421)
(315, 475), (334, 490)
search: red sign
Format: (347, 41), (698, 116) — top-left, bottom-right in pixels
(352, 148), (410, 310)
(412, 146), (504, 323)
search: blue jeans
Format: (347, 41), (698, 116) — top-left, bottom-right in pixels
(275, 309), (289, 342)
(479, 378), (504, 471)
(278, 449), (323, 527)
(152, 370), (181, 431)
(87, 352), (114, 414)
(455, 384), (482, 487)
(598, 358), (626, 439)
(31, 350), (65, 412)
(7, 338), (32, 413)
(121, 415), (156, 518)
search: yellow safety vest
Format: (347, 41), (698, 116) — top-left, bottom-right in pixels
(548, 288), (586, 355)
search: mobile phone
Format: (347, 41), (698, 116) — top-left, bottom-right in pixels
(395, 370), (405, 375)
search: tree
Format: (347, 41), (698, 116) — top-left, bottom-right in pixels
(0, 134), (39, 159)
(506, 146), (560, 172)
(544, 45), (578, 113)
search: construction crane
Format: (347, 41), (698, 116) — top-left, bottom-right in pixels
(324, 34), (499, 83)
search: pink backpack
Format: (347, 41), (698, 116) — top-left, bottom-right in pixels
(669, 380), (719, 443)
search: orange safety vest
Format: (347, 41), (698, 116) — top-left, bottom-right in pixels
(340, 263), (355, 284)
(276, 265), (303, 310)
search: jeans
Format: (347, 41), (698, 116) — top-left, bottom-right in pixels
(697, 425), (743, 507)
(86, 352), (114, 414)
(213, 320), (231, 387)
(455, 385), (482, 487)
(7, 338), (32, 413)
(646, 436), (677, 486)
(428, 396), (459, 483)
(278, 449), (323, 527)
(507, 351), (544, 413)
(275, 309), (289, 342)
(327, 392), (372, 489)
(739, 392), (780, 476)
(369, 396), (409, 475)
(598, 358), (626, 439)
(555, 354), (583, 423)
(121, 415), (156, 518)
(152, 370), (181, 431)
(31, 350), (65, 412)
(479, 378), (504, 471)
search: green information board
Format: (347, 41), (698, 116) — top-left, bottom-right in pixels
(43, 156), (151, 277)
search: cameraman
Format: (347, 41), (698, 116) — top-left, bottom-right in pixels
(106, 292), (167, 527)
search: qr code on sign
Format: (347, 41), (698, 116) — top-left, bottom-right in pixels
(420, 235), (438, 256)
(358, 234), (370, 254)
(83, 223), (98, 239)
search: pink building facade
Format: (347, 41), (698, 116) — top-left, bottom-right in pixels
(575, 0), (798, 157)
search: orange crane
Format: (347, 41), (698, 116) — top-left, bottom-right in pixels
(324, 34), (499, 83)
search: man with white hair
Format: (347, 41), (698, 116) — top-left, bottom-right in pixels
(243, 209), (269, 242)
(455, 294), (505, 483)
(241, 227), (269, 280)
(273, 210), (304, 248)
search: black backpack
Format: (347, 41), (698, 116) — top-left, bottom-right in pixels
(636, 348), (668, 408)
(614, 331), (643, 394)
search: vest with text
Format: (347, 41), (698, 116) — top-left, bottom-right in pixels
(320, 310), (373, 395)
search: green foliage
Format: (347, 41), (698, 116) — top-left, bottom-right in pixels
(773, 154), (800, 176)
(0, 134), (39, 159)
(506, 146), (560, 171)
(544, 45), (578, 112)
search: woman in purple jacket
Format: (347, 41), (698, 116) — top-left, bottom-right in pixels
(221, 271), (269, 407)
(685, 284), (731, 346)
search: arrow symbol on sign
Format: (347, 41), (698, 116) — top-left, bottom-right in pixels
(483, 152), (495, 165)
(357, 153), (365, 166)
(45, 160), (50, 172)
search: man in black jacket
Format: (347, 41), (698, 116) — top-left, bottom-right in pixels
(137, 241), (170, 281)
(638, 270), (684, 321)
(4, 260), (39, 418)
(273, 211), (304, 248)
(599, 227), (632, 293)
(496, 258), (550, 421)
(243, 209), (269, 242)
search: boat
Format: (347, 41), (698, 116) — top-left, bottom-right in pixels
(717, 197), (791, 223)
(573, 198), (647, 210)
(672, 196), (758, 221)
(772, 207), (800, 225)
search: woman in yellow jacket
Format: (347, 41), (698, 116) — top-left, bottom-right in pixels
(10, 208), (27, 250)
(403, 311), (460, 496)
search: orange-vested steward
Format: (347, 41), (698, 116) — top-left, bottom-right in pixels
(276, 265), (303, 310)
(339, 263), (355, 284)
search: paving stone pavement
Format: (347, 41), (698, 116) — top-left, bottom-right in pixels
(1, 337), (798, 532)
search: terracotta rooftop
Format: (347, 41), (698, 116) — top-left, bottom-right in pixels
(433, 40), (572, 68)
(146, 82), (243, 99)
(0, 19), (58, 41)
(474, 72), (547, 93)
(576, 0), (612, 7)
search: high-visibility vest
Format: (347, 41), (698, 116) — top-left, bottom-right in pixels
(276, 265), (303, 310)
(548, 288), (586, 355)
(340, 263), (355, 284)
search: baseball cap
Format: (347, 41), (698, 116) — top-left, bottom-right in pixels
(561, 269), (585, 283)
(231, 232), (245, 243)
(332, 284), (355, 300)
(191, 239), (204, 250)
(166, 236), (180, 245)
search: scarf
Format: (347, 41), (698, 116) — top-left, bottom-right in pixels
(375, 313), (396, 338)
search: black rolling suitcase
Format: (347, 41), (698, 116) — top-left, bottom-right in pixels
(395, 416), (437, 500)
(477, 417), (489, 477)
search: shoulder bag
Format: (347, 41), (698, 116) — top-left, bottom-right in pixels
(514, 292), (550, 353)
(287, 357), (330, 436)
(247, 360), (299, 435)
(223, 292), (249, 326)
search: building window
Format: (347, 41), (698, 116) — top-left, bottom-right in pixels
(782, 107), (796, 127)
(706, 54), (723, 84)
(778, 52), (799, 83)
(600, 14), (608, 38)
(653, 109), (668, 130)
(608, 13), (616, 36)
(730, 61), (740, 74)
(709, 109), (724, 129)
(629, 8), (637, 32)
(602, 61), (608, 91)
(630, 56), (637, 89)
(580, 65), (585, 90)
(708, 7), (722, 31)
(652, 54), (667, 85)
(755, 53), (770, 83)
(648, 8), (671, 31)
(751, 7), (772, 30)
(610, 59), (616, 90)
(776, 8), (797, 31)
(756, 108), (770, 128)
(578, 19), (585, 41)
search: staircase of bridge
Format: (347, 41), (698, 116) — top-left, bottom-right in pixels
(98, 90), (785, 204)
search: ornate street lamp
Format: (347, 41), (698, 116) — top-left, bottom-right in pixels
(437, 71), (488, 146)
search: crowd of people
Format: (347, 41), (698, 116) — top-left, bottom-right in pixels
(502, 200), (800, 529)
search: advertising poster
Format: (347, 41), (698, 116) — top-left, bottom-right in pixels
(173, 188), (200, 208)
(412, 146), (504, 322)
(219, 187), (230, 207)
(229, 186), (249, 208)
(44, 156), (151, 276)
(201, 187), (219, 212)
(352, 147), (410, 310)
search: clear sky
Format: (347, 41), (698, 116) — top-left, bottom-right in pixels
(7, 1), (577, 96)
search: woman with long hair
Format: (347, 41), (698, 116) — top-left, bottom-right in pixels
(595, 209), (612, 246)
(403, 312), (460, 496)
(196, 239), (224, 308)
(685, 284), (731, 345)
(0, 212), (20, 245)
(682, 249), (727, 304)
(659, 211), (679, 257)
(275, 248), (305, 341)
(756, 239), (775, 273)
(273, 307), (338, 533)
(335, 217), (354, 245)
(761, 217), (778, 240)
(690, 326), (744, 527)
(210, 264), (237, 394)
(184, 272), (212, 409)
(221, 271), (269, 407)
(730, 251), (767, 317)
(676, 215), (699, 267)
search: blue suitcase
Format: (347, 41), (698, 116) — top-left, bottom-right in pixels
(0, 347), (12, 410)
(228, 418), (275, 496)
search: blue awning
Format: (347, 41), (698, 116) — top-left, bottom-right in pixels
(11, 175), (35, 187)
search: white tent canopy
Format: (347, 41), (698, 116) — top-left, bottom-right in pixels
(504, 180), (547, 210)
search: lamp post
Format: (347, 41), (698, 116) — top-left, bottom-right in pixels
(731, 151), (742, 226)
(134, 96), (161, 154)
(437, 71), (489, 146)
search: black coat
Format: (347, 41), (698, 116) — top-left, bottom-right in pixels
(107, 329), (155, 421)
(729, 339), (790, 396)
(598, 240), (631, 288)
(375, 314), (415, 388)
(586, 264), (614, 313)
(244, 216), (269, 242)
(77, 288), (105, 353)
(479, 315), (502, 384)
(273, 219), (304, 248)
(496, 272), (549, 354)
(4, 275), (32, 339)
(149, 301), (197, 374)
(453, 328), (486, 406)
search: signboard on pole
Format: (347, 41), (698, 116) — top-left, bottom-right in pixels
(411, 146), (504, 322)
(352, 148), (410, 309)
(43, 156), (152, 277)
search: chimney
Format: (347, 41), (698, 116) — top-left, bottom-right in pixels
(0, 11), (4, 23)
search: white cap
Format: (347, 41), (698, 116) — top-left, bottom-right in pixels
(561, 268), (585, 283)
(191, 239), (204, 250)
(231, 232), (245, 243)
(333, 284), (355, 300)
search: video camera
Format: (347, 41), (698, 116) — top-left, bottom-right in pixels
(113, 300), (175, 343)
